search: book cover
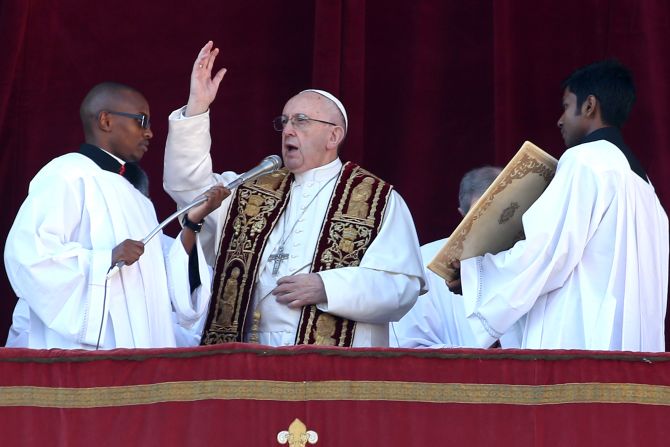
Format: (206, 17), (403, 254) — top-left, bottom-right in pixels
(427, 141), (558, 282)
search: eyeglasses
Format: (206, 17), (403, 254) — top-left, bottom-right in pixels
(105, 111), (151, 129)
(272, 113), (337, 131)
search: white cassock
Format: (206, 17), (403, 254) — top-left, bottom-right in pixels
(4, 153), (212, 349)
(164, 108), (427, 347)
(390, 239), (522, 348)
(460, 139), (669, 351)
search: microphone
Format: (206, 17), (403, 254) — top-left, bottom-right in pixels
(225, 154), (282, 190)
(106, 154), (283, 279)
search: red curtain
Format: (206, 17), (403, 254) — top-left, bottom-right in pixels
(1, 0), (669, 345)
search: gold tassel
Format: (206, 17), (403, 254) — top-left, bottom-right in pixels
(249, 311), (261, 343)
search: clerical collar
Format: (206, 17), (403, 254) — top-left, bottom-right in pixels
(293, 158), (342, 185)
(79, 143), (125, 174)
(102, 148), (125, 166)
(78, 143), (150, 196)
(576, 127), (648, 183)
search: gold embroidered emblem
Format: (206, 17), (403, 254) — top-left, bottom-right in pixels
(498, 201), (520, 224)
(321, 222), (372, 269)
(215, 267), (241, 325)
(257, 171), (285, 191)
(338, 226), (358, 253)
(345, 176), (374, 218)
(277, 419), (318, 446)
(244, 194), (265, 217)
(314, 314), (338, 346)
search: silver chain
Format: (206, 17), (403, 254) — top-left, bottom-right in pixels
(276, 173), (338, 248)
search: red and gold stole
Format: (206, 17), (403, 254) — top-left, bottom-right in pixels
(295, 162), (391, 346)
(201, 169), (292, 345)
(201, 162), (392, 347)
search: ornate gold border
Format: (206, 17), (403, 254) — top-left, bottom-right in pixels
(427, 141), (557, 281)
(296, 162), (391, 346)
(2, 380), (669, 408)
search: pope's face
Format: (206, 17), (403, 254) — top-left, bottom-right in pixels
(280, 93), (339, 174)
(557, 87), (590, 148)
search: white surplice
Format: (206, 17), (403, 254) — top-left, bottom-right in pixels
(4, 153), (212, 349)
(164, 108), (427, 347)
(390, 239), (521, 348)
(460, 139), (669, 351)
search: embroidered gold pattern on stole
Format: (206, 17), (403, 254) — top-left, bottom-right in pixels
(296, 163), (392, 346)
(320, 173), (384, 269)
(201, 170), (291, 345)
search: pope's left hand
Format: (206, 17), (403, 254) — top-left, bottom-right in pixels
(273, 273), (327, 309)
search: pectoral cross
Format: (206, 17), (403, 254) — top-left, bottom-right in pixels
(269, 245), (289, 275)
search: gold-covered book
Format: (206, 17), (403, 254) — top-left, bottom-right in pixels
(427, 141), (558, 282)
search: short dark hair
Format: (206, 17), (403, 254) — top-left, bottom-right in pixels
(458, 166), (501, 214)
(561, 59), (635, 128)
(79, 82), (142, 137)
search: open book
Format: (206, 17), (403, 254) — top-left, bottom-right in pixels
(427, 141), (558, 282)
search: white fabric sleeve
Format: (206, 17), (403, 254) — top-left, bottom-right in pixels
(4, 169), (112, 346)
(80, 249), (115, 346)
(162, 233), (212, 328)
(164, 106), (238, 265)
(390, 293), (452, 348)
(164, 107), (218, 197)
(460, 149), (609, 347)
(316, 191), (426, 324)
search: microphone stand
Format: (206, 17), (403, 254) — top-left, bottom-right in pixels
(106, 156), (281, 279)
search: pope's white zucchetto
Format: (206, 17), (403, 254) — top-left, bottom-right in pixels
(300, 89), (348, 131)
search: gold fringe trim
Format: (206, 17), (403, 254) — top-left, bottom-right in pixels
(2, 381), (670, 408)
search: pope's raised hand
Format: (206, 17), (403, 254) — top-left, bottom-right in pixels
(185, 41), (227, 117)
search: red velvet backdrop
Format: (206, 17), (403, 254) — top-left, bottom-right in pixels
(1, 1), (669, 346)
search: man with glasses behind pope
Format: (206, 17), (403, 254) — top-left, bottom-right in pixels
(164, 41), (426, 347)
(4, 82), (228, 349)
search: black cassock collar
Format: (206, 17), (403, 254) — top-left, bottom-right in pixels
(78, 143), (150, 196)
(576, 127), (648, 183)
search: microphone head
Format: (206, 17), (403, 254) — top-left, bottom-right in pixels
(226, 155), (284, 190)
(263, 154), (283, 171)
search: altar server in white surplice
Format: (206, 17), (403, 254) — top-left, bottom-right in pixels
(164, 41), (426, 347)
(448, 60), (669, 352)
(391, 166), (522, 348)
(4, 82), (228, 349)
